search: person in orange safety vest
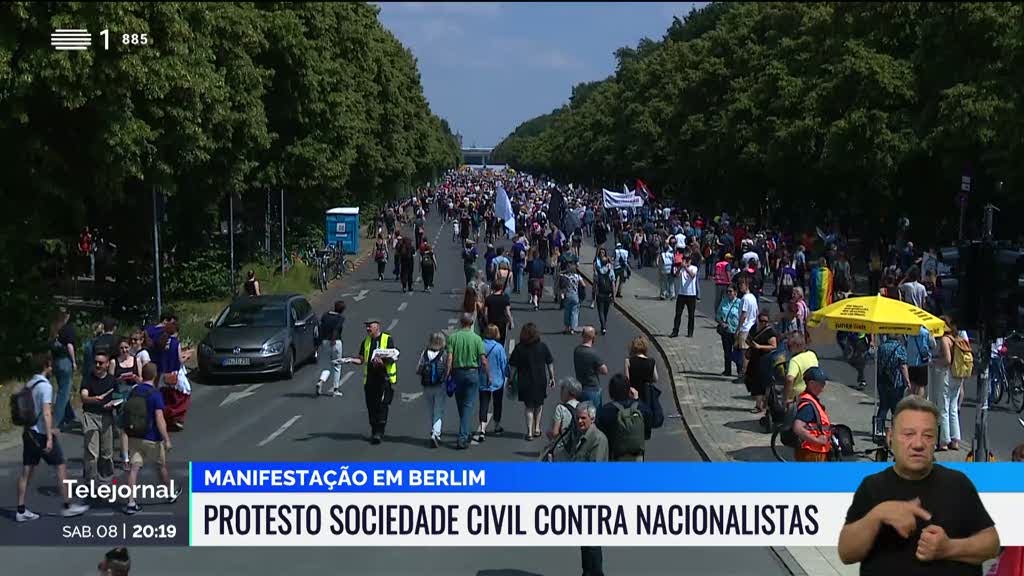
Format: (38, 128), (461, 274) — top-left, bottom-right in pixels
(792, 366), (833, 462)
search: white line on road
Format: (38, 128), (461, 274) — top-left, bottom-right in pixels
(401, 391), (424, 403)
(219, 383), (264, 407)
(397, 302), (408, 312)
(339, 372), (354, 387)
(258, 415), (302, 447)
(352, 289), (370, 302)
(387, 318), (399, 331)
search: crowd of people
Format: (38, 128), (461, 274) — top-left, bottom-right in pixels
(14, 310), (186, 521)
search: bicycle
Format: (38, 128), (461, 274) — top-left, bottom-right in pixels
(771, 422), (890, 462)
(990, 340), (1024, 413)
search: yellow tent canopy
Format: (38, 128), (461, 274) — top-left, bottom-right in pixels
(807, 295), (946, 337)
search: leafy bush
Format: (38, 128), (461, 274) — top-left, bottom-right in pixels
(165, 247), (231, 302)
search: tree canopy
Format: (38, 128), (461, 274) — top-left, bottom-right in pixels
(492, 2), (1023, 242)
(0, 2), (459, 375)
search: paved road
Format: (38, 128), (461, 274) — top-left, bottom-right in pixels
(0, 215), (795, 575)
(630, 257), (1024, 460)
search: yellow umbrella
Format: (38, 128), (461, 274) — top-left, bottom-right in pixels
(808, 295), (946, 337)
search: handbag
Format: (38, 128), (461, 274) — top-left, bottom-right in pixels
(648, 384), (665, 428)
(445, 375), (456, 397)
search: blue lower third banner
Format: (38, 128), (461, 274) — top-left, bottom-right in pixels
(189, 462), (1024, 547)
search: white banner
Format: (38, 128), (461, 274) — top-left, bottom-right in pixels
(603, 189), (643, 208)
(192, 491), (1024, 546)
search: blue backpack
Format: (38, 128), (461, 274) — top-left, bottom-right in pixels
(420, 351), (445, 387)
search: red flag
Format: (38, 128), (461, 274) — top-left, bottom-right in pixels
(636, 179), (655, 201)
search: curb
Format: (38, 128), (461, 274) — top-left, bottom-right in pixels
(578, 260), (805, 576)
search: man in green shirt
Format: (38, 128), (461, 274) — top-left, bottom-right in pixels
(446, 313), (490, 450)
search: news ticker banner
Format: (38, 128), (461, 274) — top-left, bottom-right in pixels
(189, 462), (1024, 547)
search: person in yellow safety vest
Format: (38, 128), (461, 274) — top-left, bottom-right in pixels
(348, 319), (398, 445)
(792, 366), (833, 462)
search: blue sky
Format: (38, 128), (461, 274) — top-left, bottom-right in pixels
(375, 2), (704, 147)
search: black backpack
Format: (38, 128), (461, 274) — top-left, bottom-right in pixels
(597, 272), (614, 296)
(10, 376), (45, 427)
(122, 386), (155, 438)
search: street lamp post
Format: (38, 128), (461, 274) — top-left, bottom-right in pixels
(280, 189), (285, 276)
(152, 185), (162, 319)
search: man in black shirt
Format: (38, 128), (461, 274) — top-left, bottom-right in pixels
(838, 396), (999, 575)
(80, 351), (118, 480)
(92, 317), (118, 359)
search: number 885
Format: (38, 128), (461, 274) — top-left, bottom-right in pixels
(122, 34), (149, 45)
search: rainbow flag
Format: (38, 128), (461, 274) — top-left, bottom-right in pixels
(808, 266), (833, 311)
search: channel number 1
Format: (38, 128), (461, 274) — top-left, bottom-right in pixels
(99, 30), (149, 50)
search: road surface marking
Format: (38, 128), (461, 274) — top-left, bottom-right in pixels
(219, 383), (264, 407)
(339, 372), (354, 386)
(447, 317), (458, 324)
(401, 391), (424, 403)
(386, 318), (399, 331)
(397, 302), (408, 312)
(352, 289), (370, 302)
(258, 415), (302, 447)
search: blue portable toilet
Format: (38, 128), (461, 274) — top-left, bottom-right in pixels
(325, 207), (359, 253)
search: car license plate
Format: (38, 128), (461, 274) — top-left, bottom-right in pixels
(223, 358), (251, 366)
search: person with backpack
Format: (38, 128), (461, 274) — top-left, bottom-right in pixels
(475, 324), (509, 443)
(905, 325), (936, 398)
(415, 332), (448, 449)
(594, 253), (616, 335)
(122, 362), (177, 515)
(596, 373), (652, 462)
(546, 378), (582, 460)
(373, 233), (389, 281)
(420, 243), (438, 293)
(613, 242), (631, 297)
(875, 335), (911, 438)
(932, 318), (968, 451)
(462, 239), (478, 285)
(13, 352), (90, 522)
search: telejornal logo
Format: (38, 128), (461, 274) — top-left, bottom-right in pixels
(62, 478), (179, 504)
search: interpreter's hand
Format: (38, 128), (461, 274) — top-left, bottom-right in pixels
(916, 524), (950, 562)
(629, 387), (639, 401)
(874, 498), (932, 539)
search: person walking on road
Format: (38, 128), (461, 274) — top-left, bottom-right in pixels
(446, 313), (489, 450)
(560, 263), (583, 334)
(509, 323), (556, 441)
(477, 324), (509, 443)
(50, 308), (78, 431)
(659, 243), (676, 300)
(715, 285), (742, 377)
(593, 253), (616, 334)
(374, 234), (389, 281)
(572, 401), (608, 576)
(527, 247), (546, 311)
(574, 327), (609, 407)
(546, 378), (582, 458)
(734, 277), (759, 383)
(875, 335), (911, 437)
(613, 242), (630, 298)
(81, 350), (117, 480)
(624, 336), (659, 409)
(123, 362), (178, 515)
(671, 253), (698, 338)
(420, 242), (437, 293)
(484, 281), (514, 346)
(15, 352), (90, 522)
(349, 320), (398, 445)
(597, 373), (651, 462)
(318, 300), (346, 397)
(416, 332), (448, 448)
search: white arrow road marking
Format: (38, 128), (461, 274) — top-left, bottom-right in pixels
(401, 391), (424, 403)
(219, 383), (264, 407)
(258, 415), (302, 447)
(397, 302), (408, 312)
(352, 289), (370, 302)
(387, 318), (399, 331)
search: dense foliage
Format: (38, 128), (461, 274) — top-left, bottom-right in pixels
(0, 2), (460, 376)
(493, 2), (1023, 242)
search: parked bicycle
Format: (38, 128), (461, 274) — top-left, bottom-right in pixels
(990, 331), (1024, 413)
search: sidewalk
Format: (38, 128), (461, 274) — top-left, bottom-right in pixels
(577, 243), (964, 576)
